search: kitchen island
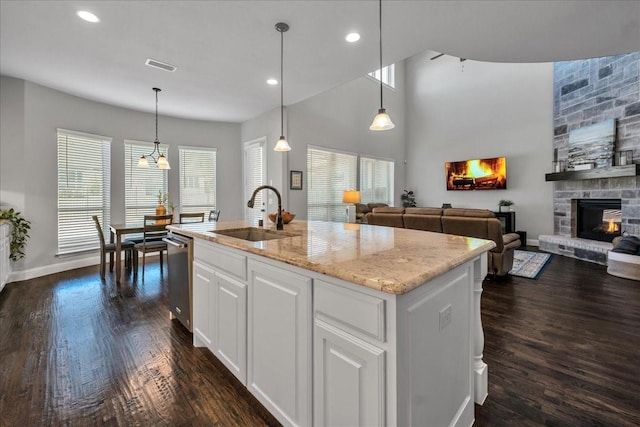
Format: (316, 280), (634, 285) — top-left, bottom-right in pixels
(168, 220), (495, 427)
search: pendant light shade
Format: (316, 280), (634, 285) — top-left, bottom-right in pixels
(370, 0), (395, 131)
(274, 22), (291, 152)
(138, 87), (171, 169)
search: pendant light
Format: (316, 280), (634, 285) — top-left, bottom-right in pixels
(369, 0), (395, 131)
(138, 87), (171, 169)
(274, 22), (292, 152)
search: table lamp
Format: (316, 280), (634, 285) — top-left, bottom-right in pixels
(342, 190), (361, 223)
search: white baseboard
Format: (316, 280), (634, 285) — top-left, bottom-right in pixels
(8, 256), (99, 283)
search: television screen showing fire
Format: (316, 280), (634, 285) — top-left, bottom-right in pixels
(445, 157), (507, 190)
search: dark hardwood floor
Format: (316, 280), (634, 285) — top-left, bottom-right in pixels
(1, 250), (639, 426)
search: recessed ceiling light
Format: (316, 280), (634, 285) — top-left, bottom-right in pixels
(77, 11), (99, 23)
(346, 32), (360, 43)
(267, 79), (278, 85)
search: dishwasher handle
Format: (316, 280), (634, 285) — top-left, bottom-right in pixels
(163, 237), (187, 248)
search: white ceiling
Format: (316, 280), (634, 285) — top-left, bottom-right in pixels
(1, 0), (639, 123)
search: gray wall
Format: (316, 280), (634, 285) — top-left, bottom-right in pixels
(404, 52), (555, 243)
(1, 76), (241, 278)
(241, 61), (407, 219)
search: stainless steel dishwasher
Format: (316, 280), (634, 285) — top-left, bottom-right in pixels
(164, 232), (193, 332)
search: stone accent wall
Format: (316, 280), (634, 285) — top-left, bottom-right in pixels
(552, 52), (640, 239)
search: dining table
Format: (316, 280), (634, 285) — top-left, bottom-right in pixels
(109, 222), (145, 283)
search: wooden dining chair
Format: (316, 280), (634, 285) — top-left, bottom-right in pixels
(179, 212), (205, 223)
(208, 209), (221, 221)
(92, 215), (135, 279)
(133, 214), (173, 280)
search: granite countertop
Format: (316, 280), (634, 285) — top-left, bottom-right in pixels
(168, 220), (496, 295)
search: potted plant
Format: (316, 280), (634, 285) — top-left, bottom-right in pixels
(498, 199), (514, 212)
(401, 189), (417, 208)
(0, 208), (31, 261)
(156, 190), (168, 215)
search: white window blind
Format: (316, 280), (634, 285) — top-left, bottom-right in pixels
(307, 146), (357, 221)
(368, 63), (395, 88)
(244, 139), (266, 225)
(57, 129), (111, 254)
(179, 146), (217, 215)
(124, 140), (168, 224)
(360, 156), (395, 205)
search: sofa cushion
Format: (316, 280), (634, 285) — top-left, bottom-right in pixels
(367, 203), (389, 210)
(403, 207), (444, 232)
(441, 216), (504, 253)
(443, 208), (496, 218)
(355, 203), (371, 214)
(405, 207), (443, 216)
(367, 207), (405, 227)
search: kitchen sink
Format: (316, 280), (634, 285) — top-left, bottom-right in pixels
(213, 227), (299, 242)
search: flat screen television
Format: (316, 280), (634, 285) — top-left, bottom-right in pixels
(445, 156), (507, 190)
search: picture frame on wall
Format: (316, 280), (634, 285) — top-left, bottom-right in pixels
(290, 170), (303, 190)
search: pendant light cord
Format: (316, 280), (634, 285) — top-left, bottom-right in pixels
(280, 28), (284, 136)
(378, 0), (383, 109)
(155, 88), (159, 142)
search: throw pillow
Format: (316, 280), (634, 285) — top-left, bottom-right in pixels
(611, 235), (640, 255)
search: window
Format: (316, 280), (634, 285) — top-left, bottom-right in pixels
(57, 129), (111, 254)
(360, 156), (394, 205)
(244, 138), (266, 225)
(368, 63), (395, 88)
(179, 146), (217, 214)
(124, 140), (168, 224)
(307, 146), (357, 221)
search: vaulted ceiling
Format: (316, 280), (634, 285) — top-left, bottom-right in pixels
(1, 1), (638, 122)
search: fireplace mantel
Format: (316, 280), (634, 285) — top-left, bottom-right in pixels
(545, 164), (639, 182)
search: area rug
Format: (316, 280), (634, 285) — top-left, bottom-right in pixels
(509, 250), (553, 279)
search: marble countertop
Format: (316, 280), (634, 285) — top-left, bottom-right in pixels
(168, 220), (496, 295)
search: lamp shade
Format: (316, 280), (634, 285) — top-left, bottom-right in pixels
(157, 154), (171, 169)
(370, 108), (395, 131)
(342, 190), (361, 204)
(137, 156), (150, 168)
(274, 136), (291, 152)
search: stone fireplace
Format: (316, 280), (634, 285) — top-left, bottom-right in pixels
(539, 52), (640, 265)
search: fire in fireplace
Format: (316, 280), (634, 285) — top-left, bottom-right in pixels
(575, 199), (622, 243)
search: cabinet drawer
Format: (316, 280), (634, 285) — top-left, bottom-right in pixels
(194, 240), (247, 281)
(315, 280), (385, 342)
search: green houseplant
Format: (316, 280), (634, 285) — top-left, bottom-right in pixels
(401, 189), (417, 208)
(498, 199), (514, 212)
(0, 208), (31, 261)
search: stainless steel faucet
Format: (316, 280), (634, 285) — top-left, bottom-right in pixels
(247, 185), (283, 230)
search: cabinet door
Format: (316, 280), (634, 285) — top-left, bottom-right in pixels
(247, 260), (312, 427)
(314, 319), (385, 427)
(192, 260), (214, 349)
(213, 271), (247, 384)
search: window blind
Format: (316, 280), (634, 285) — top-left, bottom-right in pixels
(360, 156), (395, 205)
(244, 139), (266, 225)
(124, 140), (168, 224)
(307, 146), (357, 221)
(57, 129), (111, 254)
(179, 146), (217, 214)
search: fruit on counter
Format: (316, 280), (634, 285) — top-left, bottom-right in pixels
(268, 210), (295, 224)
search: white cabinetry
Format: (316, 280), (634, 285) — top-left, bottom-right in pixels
(193, 240), (248, 384)
(247, 259), (313, 427)
(190, 236), (484, 427)
(192, 259), (214, 349)
(313, 279), (387, 427)
(0, 222), (10, 292)
(213, 271), (247, 383)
